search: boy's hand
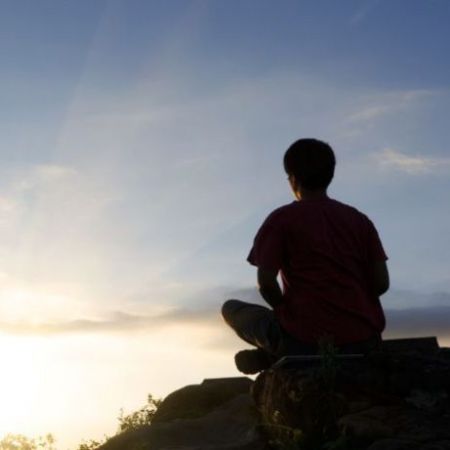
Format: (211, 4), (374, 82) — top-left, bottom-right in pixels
(257, 267), (284, 309)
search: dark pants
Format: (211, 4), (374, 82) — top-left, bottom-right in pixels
(221, 299), (382, 357)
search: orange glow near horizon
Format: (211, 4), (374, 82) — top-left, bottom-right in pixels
(0, 323), (449, 448)
(0, 321), (241, 449)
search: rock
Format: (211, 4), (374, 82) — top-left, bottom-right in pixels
(99, 377), (268, 450)
(152, 377), (253, 423)
(366, 438), (421, 450)
(367, 440), (450, 450)
(380, 336), (439, 355)
(419, 441), (450, 450)
(252, 337), (450, 450)
(97, 337), (450, 450)
(338, 405), (396, 441)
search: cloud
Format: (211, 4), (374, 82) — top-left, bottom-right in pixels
(35, 163), (77, 180)
(382, 289), (450, 309)
(384, 306), (450, 343)
(6, 163), (77, 193)
(346, 89), (436, 125)
(371, 148), (450, 174)
(0, 307), (220, 335)
(347, 105), (393, 123)
(0, 285), (255, 336)
(2, 285), (450, 350)
(0, 161), (124, 307)
(335, 88), (441, 145)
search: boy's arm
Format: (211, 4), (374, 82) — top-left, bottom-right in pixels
(257, 267), (283, 308)
(246, 209), (286, 309)
(372, 260), (390, 296)
(365, 217), (390, 297)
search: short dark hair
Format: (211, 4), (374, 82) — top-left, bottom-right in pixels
(283, 138), (336, 190)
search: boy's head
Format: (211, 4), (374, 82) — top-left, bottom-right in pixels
(283, 138), (336, 191)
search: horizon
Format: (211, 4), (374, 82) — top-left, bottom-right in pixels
(0, 1), (449, 448)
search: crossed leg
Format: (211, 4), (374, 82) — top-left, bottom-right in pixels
(221, 299), (283, 356)
(221, 298), (382, 374)
(221, 299), (284, 373)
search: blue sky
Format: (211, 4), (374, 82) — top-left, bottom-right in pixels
(0, 0), (449, 447)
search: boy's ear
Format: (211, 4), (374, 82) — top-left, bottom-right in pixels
(288, 175), (302, 201)
(289, 174), (300, 190)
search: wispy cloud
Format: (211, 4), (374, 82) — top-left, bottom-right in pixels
(2, 305), (450, 349)
(2, 286), (450, 348)
(347, 104), (393, 123)
(4, 163), (78, 193)
(0, 285), (259, 335)
(0, 308), (219, 335)
(346, 89), (436, 124)
(372, 148), (450, 174)
(384, 306), (450, 342)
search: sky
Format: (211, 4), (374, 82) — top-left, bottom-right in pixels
(0, 0), (449, 448)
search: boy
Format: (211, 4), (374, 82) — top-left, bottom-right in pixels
(222, 138), (389, 374)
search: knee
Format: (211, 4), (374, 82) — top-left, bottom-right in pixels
(221, 299), (242, 322)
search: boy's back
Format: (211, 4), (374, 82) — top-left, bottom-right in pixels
(222, 138), (389, 374)
(247, 196), (388, 345)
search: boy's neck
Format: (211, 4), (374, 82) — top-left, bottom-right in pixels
(296, 188), (329, 201)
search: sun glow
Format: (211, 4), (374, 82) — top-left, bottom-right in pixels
(0, 335), (44, 437)
(0, 315), (238, 448)
(0, 279), (105, 325)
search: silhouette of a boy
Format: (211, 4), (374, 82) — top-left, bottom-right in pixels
(222, 138), (389, 374)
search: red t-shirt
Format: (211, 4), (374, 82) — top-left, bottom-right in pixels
(247, 197), (388, 345)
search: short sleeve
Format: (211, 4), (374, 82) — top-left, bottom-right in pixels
(366, 218), (388, 262)
(247, 211), (285, 272)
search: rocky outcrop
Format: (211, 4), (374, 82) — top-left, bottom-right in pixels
(252, 336), (450, 450)
(99, 377), (267, 450)
(98, 337), (450, 450)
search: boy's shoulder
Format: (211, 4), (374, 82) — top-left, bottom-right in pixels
(270, 197), (369, 215)
(261, 202), (295, 224)
(265, 198), (372, 225)
(325, 198), (371, 219)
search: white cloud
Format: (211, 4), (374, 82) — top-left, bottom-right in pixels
(2, 294), (450, 351)
(347, 104), (393, 122)
(373, 148), (450, 174)
(4, 163), (77, 193)
(346, 89), (437, 125)
(34, 164), (77, 181)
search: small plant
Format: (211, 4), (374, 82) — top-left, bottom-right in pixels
(263, 410), (305, 450)
(260, 335), (349, 450)
(0, 393), (162, 450)
(315, 335), (343, 440)
(317, 334), (339, 393)
(117, 394), (162, 433)
(76, 393), (162, 450)
(76, 438), (107, 450)
(0, 433), (56, 450)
